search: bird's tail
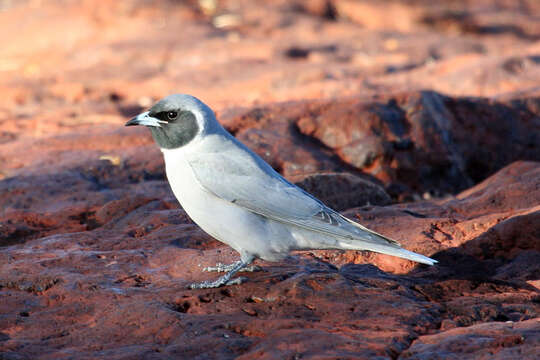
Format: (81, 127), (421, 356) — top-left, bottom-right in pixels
(332, 216), (438, 265)
(289, 211), (437, 265)
(337, 239), (437, 265)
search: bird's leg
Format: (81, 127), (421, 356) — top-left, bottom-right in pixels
(189, 260), (250, 289)
(203, 262), (261, 273)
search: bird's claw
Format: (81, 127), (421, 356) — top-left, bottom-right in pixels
(202, 262), (235, 273)
(188, 276), (248, 289)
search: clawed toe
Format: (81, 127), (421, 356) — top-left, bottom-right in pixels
(190, 258), (254, 289)
(203, 263), (262, 273)
(188, 276), (248, 289)
(203, 262), (234, 273)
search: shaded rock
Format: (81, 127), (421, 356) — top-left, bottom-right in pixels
(402, 319), (540, 359)
(462, 211), (540, 261)
(294, 91), (540, 196)
(446, 160), (540, 218)
(494, 251), (540, 283)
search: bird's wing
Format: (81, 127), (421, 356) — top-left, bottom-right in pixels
(187, 141), (399, 247)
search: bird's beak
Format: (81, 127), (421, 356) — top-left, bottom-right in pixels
(125, 111), (163, 128)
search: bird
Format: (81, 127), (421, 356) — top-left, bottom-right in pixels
(125, 94), (437, 289)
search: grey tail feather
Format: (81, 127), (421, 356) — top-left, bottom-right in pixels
(337, 216), (436, 265)
(337, 235), (437, 265)
(338, 240), (437, 265)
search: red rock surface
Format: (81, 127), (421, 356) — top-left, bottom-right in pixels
(1, 1), (539, 359)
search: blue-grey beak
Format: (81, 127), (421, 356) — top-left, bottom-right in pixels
(125, 111), (165, 127)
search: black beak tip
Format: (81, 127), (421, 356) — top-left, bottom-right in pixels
(125, 117), (139, 127)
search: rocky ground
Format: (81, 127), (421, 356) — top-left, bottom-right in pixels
(1, 0), (539, 359)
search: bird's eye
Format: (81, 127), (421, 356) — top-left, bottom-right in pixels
(167, 111), (178, 120)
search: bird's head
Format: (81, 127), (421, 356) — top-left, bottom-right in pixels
(125, 94), (218, 149)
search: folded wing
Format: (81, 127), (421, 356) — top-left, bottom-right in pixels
(187, 136), (436, 265)
(187, 143), (402, 248)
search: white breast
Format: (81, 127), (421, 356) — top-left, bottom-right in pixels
(161, 147), (225, 240)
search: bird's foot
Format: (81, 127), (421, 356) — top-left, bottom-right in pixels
(203, 262), (261, 273)
(188, 276), (248, 289)
(189, 260), (252, 289)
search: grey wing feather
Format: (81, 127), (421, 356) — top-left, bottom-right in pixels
(187, 148), (399, 247)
